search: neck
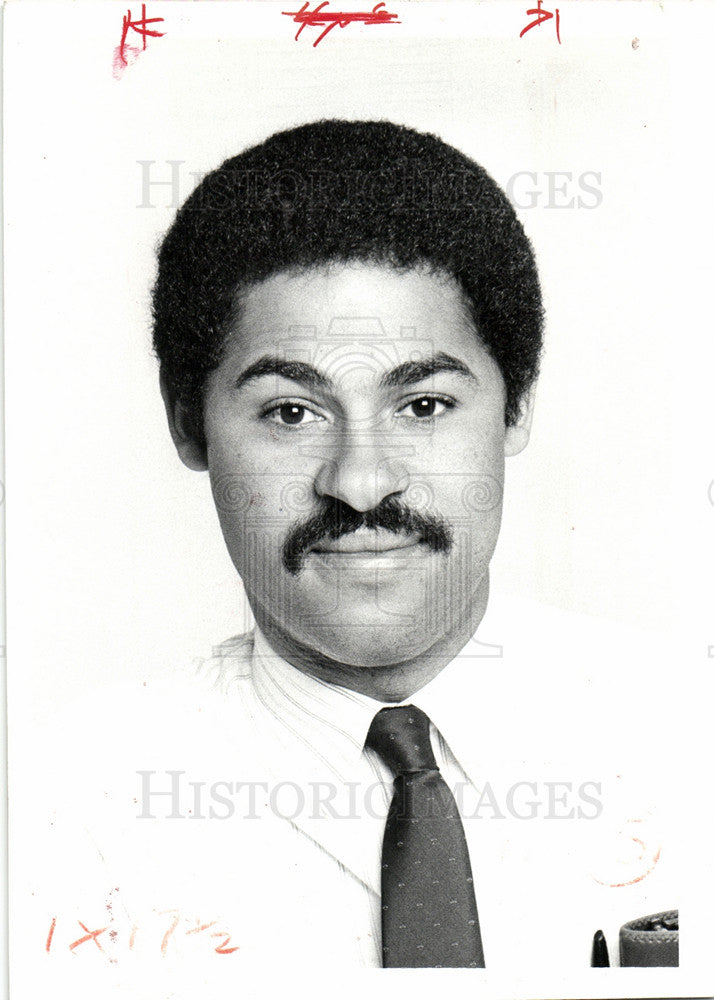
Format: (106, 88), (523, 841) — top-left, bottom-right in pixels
(252, 577), (490, 702)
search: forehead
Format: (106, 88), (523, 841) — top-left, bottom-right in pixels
(221, 261), (498, 379)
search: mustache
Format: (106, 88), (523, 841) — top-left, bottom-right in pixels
(282, 495), (453, 574)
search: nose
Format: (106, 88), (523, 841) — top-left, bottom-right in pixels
(313, 428), (410, 512)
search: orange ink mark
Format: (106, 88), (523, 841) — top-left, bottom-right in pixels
(128, 924), (138, 950)
(45, 917), (57, 953)
(159, 910), (180, 956)
(210, 932), (240, 955)
(607, 846), (662, 888)
(519, 0), (561, 44)
(69, 921), (109, 953)
(282, 1), (400, 46)
(591, 818), (663, 889)
(186, 919), (218, 935)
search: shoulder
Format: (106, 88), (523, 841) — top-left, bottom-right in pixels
(476, 592), (659, 656)
(473, 592), (674, 704)
(461, 592), (682, 803)
(42, 629), (264, 807)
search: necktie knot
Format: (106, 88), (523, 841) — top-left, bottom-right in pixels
(366, 705), (439, 775)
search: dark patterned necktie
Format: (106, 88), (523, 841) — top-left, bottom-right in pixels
(366, 705), (485, 968)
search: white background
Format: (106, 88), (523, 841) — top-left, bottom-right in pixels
(4, 1), (714, 996)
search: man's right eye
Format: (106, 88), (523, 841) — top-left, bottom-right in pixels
(265, 402), (324, 427)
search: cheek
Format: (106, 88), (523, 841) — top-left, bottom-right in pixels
(208, 457), (284, 551)
(206, 428), (281, 512)
(210, 463), (314, 579)
(214, 506), (290, 594)
(417, 436), (505, 518)
(209, 462), (261, 526)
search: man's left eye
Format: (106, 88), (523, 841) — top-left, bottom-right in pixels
(396, 396), (453, 419)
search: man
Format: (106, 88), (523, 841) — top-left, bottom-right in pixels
(154, 119), (538, 969)
(33, 120), (678, 982)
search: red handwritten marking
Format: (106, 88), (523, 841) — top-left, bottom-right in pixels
(69, 921), (109, 953)
(48, 909), (239, 957)
(282, 1), (400, 46)
(608, 840), (662, 889)
(210, 932), (240, 955)
(118, 3), (165, 63)
(45, 917), (56, 953)
(591, 819), (663, 889)
(186, 919), (218, 935)
(519, 0), (561, 44)
(113, 4), (165, 78)
(159, 910), (180, 957)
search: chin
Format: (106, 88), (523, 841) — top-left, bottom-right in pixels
(304, 621), (439, 669)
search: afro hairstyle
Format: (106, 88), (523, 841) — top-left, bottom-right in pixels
(152, 119), (544, 436)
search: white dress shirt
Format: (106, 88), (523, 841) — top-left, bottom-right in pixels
(19, 594), (689, 994)
(249, 622), (480, 932)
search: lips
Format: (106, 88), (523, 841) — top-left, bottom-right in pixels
(310, 529), (424, 555)
(281, 496), (453, 575)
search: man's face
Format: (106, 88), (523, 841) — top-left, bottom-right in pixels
(179, 262), (530, 670)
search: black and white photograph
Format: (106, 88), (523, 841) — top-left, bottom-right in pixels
(4, 1), (713, 996)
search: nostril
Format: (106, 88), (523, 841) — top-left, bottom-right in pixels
(313, 457), (405, 510)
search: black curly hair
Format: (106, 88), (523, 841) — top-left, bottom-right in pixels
(152, 119), (543, 436)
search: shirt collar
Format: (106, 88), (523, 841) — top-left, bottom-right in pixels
(251, 626), (380, 776)
(250, 624), (482, 781)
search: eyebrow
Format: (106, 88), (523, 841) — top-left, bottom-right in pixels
(380, 352), (478, 388)
(233, 351), (477, 392)
(234, 357), (331, 391)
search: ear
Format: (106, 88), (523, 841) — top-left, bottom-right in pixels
(160, 376), (208, 472)
(504, 385), (536, 457)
